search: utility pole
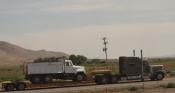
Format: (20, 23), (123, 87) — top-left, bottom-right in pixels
(103, 37), (108, 63)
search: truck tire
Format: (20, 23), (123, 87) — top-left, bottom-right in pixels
(16, 83), (26, 90)
(30, 76), (41, 83)
(5, 84), (15, 91)
(156, 72), (164, 80)
(43, 76), (53, 83)
(75, 73), (85, 82)
(110, 76), (119, 83)
(95, 75), (108, 84)
(100, 75), (108, 84)
(94, 75), (102, 84)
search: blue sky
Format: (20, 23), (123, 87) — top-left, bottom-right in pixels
(0, 0), (175, 58)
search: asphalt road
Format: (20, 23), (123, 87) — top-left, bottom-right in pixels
(1, 78), (175, 93)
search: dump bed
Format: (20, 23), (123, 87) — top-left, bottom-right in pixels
(27, 62), (64, 75)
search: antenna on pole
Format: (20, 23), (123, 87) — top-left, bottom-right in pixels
(103, 37), (108, 63)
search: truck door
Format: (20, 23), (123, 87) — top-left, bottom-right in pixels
(65, 61), (75, 74)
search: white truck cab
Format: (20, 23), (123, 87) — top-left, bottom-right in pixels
(64, 60), (86, 75)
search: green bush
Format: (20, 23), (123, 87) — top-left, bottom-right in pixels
(127, 86), (138, 91)
(0, 65), (24, 81)
(166, 83), (175, 88)
(69, 54), (87, 65)
(160, 84), (167, 88)
(168, 71), (175, 76)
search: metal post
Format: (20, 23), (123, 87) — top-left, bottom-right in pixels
(103, 37), (108, 63)
(141, 49), (144, 81)
(133, 49), (135, 56)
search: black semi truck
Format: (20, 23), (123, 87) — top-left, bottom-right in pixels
(94, 56), (166, 84)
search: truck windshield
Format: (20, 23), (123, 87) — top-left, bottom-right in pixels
(66, 62), (73, 66)
(69, 62), (73, 66)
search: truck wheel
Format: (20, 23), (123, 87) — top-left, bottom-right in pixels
(156, 72), (164, 80)
(94, 75), (108, 84)
(31, 76), (41, 83)
(94, 75), (102, 84)
(16, 83), (26, 90)
(5, 84), (15, 91)
(101, 76), (108, 84)
(43, 76), (53, 83)
(76, 74), (85, 82)
(111, 76), (118, 83)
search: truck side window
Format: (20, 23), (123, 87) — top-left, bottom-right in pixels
(66, 62), (69, 66)
(69, 62), (72, 66)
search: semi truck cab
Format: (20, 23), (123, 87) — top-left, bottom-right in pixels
(94, 56), (166, 84)
(149, 65), (165, 80)
(119, 57), (165, 81)
(141, 59), (165, 80)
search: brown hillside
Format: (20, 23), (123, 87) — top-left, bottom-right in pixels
(0, 41), (68, 66)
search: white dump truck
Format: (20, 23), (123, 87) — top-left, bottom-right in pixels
(25, 60), (87, 83)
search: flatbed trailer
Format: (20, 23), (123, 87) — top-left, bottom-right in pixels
(1, 80), (95, 91)
(0, 70), (112, 91)
(1, 77), (159, 92)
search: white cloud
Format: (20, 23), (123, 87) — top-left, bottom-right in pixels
(46, 4), (106, 12)
(0, 0), (114, 14)
(1, 0), (175, 24)
(43, 0), (119, 13)
(42, 0), (175, 13)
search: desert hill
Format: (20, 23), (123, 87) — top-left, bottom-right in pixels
(0, 41), (68, 66)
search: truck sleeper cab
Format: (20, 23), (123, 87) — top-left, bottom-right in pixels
(94, 56), (165, 84)
(25, 60), (86, 83)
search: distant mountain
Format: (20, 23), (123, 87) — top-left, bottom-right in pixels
(0, 41), (68, 66)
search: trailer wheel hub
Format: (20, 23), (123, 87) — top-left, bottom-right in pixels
(16, 83), (26, 90)
(33, 76), (41, 83)
(157, 73), (163, 80)
(77, 75), (83, 81)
